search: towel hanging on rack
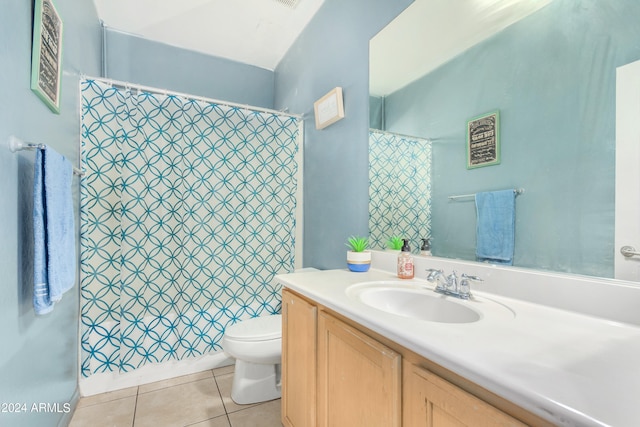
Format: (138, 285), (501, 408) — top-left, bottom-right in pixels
(33, 146), (76, 315)
(475, 189), (516, 265)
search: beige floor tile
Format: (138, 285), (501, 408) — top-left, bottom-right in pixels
(134, 378), (225, 427)
(227, 400), (282, 427)
(77, 386), (138, 409)
(69, 396), (136, 427)
(139, 370), (214, 394)
(212, 364), (234, 377)
(187, 415), (231, 427)
(214, 373), (260, 414)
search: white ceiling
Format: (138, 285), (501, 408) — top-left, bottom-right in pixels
(370, 0), (553, 96)
(93, 0), (552, 94)
(93, 0), (325, 71)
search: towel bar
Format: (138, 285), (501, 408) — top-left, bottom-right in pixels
(7, 135), (84, 177)
(448, 188), (524, 201)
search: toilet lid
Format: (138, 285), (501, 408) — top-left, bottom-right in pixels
(224, 315), (282, 342)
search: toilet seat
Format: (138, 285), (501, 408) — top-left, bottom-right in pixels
(225, 315), (281, 342)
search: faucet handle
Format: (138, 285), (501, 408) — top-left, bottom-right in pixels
(425, 268), (443, 281)
(425, 269), (446, 292)
(459, 273), (482, 299)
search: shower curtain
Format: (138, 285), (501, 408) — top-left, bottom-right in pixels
(79, 79), (301, 376)
(369, 130), (432, 250)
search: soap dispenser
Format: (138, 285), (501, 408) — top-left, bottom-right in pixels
(420, 238), (432, 256)
(397, 239), (414, 279)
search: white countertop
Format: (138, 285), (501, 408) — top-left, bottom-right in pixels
(276, 268), (640, 427)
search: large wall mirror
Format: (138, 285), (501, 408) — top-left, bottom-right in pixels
(369, 0), (640, 279)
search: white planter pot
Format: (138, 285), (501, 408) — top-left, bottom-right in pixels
(347, 251), (371, 272)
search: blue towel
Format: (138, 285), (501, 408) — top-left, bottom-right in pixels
(475, 190), (516, 265)
(33, 147), (76, 315)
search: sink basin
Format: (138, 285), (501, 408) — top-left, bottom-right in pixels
(346, 281), (514, 324)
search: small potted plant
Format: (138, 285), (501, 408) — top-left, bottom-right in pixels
(386, 235), (404, 252)
(346, 236), (371, 272)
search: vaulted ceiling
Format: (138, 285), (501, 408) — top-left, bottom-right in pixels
(370, 0), (553, 96)
(93, 0), (326, 71)
(93, 0), (552, 95)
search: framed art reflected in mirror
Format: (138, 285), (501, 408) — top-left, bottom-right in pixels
(467, 110), (500, 169)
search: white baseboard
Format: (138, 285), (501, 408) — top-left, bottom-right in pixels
(79, 351), (234, 397)
(57, 388), (80, 427)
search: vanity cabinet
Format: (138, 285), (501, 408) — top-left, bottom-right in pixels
(281, 288), (547, 427)
(317, 311), (401, 426)
(281, 289), (317, 427)
(403, 361), (526, 427)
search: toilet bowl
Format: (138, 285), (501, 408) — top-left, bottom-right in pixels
(222, 314), (282, 404)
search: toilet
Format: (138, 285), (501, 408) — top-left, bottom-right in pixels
(222, 314), (282, 404)
(222, 269), (319, 404)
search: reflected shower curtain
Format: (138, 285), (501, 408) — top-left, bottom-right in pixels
(369, 130), (432, 250)
(79, 79), (300, 376)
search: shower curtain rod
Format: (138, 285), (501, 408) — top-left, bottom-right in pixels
(369, 128), (431, 142)
(82, 75), (303, 120)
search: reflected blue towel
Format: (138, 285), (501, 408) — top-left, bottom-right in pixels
(33, 147), (76, 315)
(475, 190), (515, 265)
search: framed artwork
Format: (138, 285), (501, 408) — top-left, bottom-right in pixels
(31, 0), (63, 114)
(314, 87), (345, 129)
(467, 110), (500, 169)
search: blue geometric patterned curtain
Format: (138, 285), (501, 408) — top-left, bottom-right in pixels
(79, 79), (300, 376)
(369, 130), (432, 251)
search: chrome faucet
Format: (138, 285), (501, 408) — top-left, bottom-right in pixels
(425, 269), (482, 300)
(446, 270), (458, 293)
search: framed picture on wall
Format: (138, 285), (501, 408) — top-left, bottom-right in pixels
(467, 110), (500, 169)
(314, 87), (345, 129)
(31, 0), (63, 114)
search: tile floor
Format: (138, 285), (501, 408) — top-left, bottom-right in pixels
(69, 366), (283, 427)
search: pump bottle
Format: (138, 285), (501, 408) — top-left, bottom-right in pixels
(420, 238), (432, 256)
(397, 239), (414, 279)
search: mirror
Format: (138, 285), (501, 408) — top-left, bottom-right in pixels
(368, 129), (432, 253)
(369, 0), (640, 278)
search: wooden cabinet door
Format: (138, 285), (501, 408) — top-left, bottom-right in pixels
(317, 311), (401, 427)
(281, 289), (317, 427)
(403, 361), (527, 427)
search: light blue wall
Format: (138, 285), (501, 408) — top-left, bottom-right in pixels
(382, 0), (640, 277)
(275, 0), (413, 269)
(0, 0), (101, 426)
(104, 29), (275, 109)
